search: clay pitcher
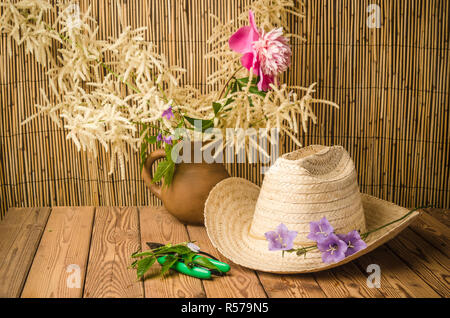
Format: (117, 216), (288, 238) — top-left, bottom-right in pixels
(142, 143), (230, 225)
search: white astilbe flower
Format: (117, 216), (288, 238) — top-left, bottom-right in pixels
(7, 1), (189, 179)
(51, 4), (105, 93)
(0, 0), (60, 65)
(5, 0), (338, 178)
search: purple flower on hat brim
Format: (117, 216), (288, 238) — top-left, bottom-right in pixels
(317, 233), (348, 264)
(162, 106), (174, 120)
(264, 223), (298, 251)
(338, 230), (367, 257)
(307, 217), (334, 243)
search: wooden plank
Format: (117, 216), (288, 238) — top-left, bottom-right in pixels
(312, 262), (385, 298)
(409, 212), (450, 257)
(354, 245), (441, 298)
(256, 272), (326, 298)
(83, 207), (143, 298)
(387, 228), (450, 297)
(21, 207), (94, 298)
(139, 206), (205, 298)
(423, 209), (449, 227)
(0, 207), (51, 297)
(186, 225), (267, 298)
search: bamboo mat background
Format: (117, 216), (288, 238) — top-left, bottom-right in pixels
(0, 0), (449, 219)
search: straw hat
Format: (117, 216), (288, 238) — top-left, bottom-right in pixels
(204, 145), (420, 273)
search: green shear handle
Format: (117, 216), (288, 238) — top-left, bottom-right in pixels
(146, 242), (230, 280)
(156, 255), (230, 279)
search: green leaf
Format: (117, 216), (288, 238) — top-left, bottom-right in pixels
(140, 142), (149, 171)
(183, 252), (197, 268)
(223, 98), (234, 107)
(152, 160), (174, 183)
(153, 244), (192, 256)
(247, 96), (254, 107)
(163, 163), (175, 187)
(146, 135), (157, 144)
(231, 80), (240, 93)
(193, 256), (220, 271)
(248, 85), (267, 97)
(235, 77), (266, 97)
(139, 123), (149, 136)
(183, 116), (214, 132)
(213, 98), (234, 117)
(168, 245), (192, 255)
(137, 256), (156, 279)
(160, 255), (178, 276)
(236, 76), (258, 86)
(140, 141), (148, 156)
(164, 143), (173, 162)
(131, 251), (154, 258)
(212, 102), (222, 115)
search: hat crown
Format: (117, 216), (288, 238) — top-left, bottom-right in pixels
(277, 145), (345, 176)
(250, 145), (366, 244)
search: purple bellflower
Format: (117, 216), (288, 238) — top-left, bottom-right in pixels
(307, 217), (334, 242)
(264, 223), (298, 251)
(162, 106), (174, 120)
(337, 230), (367, 257)
(317, 233), (348, 263)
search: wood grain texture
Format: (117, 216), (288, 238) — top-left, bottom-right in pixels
(1, 206), (448, 298)
(423, 209), (449, 227)
(387, 228), (450, 297)
(256, 272), (326, 298)
(139, 206), (205, 298)
(21, 207), (94, 298)
(409, 212), (450, 257)
(354, 245), (441, 298)
(83, 207), (143, 298)
(0, 207), (51, 297)
(312, 262), (385, 298)
(186, 224), (267, 298)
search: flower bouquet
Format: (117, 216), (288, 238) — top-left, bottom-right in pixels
(1, 0), (337, 186)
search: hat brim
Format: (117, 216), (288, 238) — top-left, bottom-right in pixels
(204, 177), (421, 273)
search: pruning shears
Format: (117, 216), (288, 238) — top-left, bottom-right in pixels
(146, 242), (230, 280)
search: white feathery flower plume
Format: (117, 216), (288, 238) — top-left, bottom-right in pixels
(2, 0), (338, 178)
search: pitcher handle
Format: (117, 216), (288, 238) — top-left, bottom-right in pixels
(142, 148), (166, 200)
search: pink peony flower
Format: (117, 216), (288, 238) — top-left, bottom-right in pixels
(229, 10), (291, 91)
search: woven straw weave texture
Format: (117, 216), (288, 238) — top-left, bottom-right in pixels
(0, 0), (449, 218)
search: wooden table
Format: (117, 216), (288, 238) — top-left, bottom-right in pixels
(0, 206), (448, 298)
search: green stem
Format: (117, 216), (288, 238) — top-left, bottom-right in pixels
(291, 205), (430, 255)
(100, 61), (140, 93)
(360, 205), (430, 240)
(137, 122), (172, 136)
(218, 67), (242, 100)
